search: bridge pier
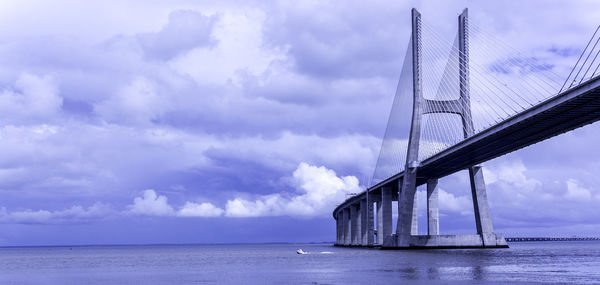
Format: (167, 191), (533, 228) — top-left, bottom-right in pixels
(360, 199), (367, 245)
(411, 189), (418, 235)
(343, 208), (351, 245)
(381, 165), (507, 248)
(335, 212), (341, 245)
(377, 187), (393, 245)
(469, 166), (497, 246)
(369, 196), (376, 245)
(360, 198), (374, 246)
(427, 178), (439, 235)
(351, 204), (360, 245)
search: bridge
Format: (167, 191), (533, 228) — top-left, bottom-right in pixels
(505, 237), (600, 242)
(333, 8), (600, 249)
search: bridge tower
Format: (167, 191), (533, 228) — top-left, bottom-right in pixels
(396, 7), (423, 247)
(395, 8), (506, 247)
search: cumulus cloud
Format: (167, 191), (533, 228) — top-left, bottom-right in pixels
(138, 10), (218, 60)
(481, 158), (600, 229)
(128, 189), (224, 217)
(484, 160), (543, 200)
(225, 195), (283, 217)
(94, 76), (169, 124)
(178, 202), (224, 217)
(225, 163), (361, 217)
(565, 179), (592, 201)
(129, 189), (175, 216)
(126, 163), (361, 218)
(0, 203), (112, 224)
(438, 189), (471, 214)
(483, 159), (551, 208)
(0, 73), (62, 124)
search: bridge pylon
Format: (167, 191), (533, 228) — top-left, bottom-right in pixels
(389, 8), (507, 248)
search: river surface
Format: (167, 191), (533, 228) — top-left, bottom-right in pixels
(1, 241), (599, 284)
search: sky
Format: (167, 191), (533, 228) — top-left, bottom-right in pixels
(0, 0), (600, 246)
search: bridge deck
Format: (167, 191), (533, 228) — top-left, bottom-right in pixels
(334, 76), (600, 217)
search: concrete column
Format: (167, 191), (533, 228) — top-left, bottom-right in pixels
(427, 178), (439, 235)
(351, 204), (360, 245)
(340, 212), (345, 244)
(335, 213), (340, 244)
(343, 208), (351, 245)
(411, 189), (418, 235)
(356, 203), (363, 245)
(337, 212), (343, 244)
(367, 197), (375, 245)
(360, 199), (368, 245)
(398, 175), (418, 245)
(469, 166), (494, 235)
(378, 186), (393, 244)
(339, 212), (344, 244)
(376, 200), (382, 244)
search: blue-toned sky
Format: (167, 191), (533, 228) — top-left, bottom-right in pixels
(1, 0), (600, 246)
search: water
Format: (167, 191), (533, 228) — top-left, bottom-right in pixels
(1, 241), (600, 284)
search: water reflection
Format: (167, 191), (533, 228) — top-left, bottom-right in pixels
(393, 265), (487, 281)
(470, 265), (485, 280)
(426, 267), (440, 280)
(397, 267), (418, 279)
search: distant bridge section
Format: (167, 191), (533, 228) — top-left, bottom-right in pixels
(506, 237), (600, 242)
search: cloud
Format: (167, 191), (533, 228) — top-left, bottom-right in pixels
(0, 189), (225, 224)
(0, 121), (378, 211)
(178, 201), (224, 217)
(128, 189), (224, 217)
(438, 189), (471, 214)
(125, 163), (361, 218)
(481, 157), (600, 229)
(484, 159), (550, 207)
(565, 179), (592, 201)
(0, 203), (112, 224)
(129, 189), (175, 216)
(169, 8), (283, 86)
(225, 195), (284, 217)
(0, 73), (62, 124)
(138, 10), (218, 60)
(94, 76), (170, 124)
(263, 1), (411, 79)
(484, 160), (542, 194)
(225, 163), (361, 217)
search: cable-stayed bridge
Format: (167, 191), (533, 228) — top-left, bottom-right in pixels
(333, 8), (600, 249)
